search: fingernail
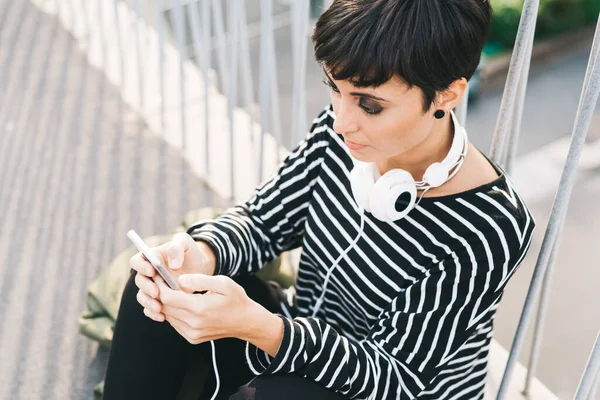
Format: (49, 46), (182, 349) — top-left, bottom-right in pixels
(170, 258), (181, 269)
(179, 275), (190, 285)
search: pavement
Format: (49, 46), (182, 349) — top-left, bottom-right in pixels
(0, 1), (599, 399)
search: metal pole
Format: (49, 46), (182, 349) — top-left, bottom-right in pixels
(505, 24), (535, 174)
(78, 0), (90, 44)
(202, 0), (212, 205)
(589, 366), (600, 400)
(496, 16), (600, 399)
(290, 0), (309, 147)
(211, 0), (229, 95)
(297, 0), (309, 146)
(489, 0), (539, 165)
(171, 0), (189, 214)
(258, 0), (272, 185)
(113, 0), (126, 87)
(291, 0), (301, 147)
(227, 0), (239, 202)
(523, 238), (561, 396)
(132, 0), (145, 109)
(151, 0), (168, 232)
(266, 1), (282, 161)
(151, 0), (166, 133)
(188, 0), (211, 203)
(574, 331), (600, 400)
(238, 0), (256, 162)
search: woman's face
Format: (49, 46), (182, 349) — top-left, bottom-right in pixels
(325, 71), (440, 164)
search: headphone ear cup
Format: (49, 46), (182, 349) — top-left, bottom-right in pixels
(350, 162), (376, 212)
(370, 169), (417, 222)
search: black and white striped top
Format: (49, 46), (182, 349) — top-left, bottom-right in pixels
(188, 106), (535, 399)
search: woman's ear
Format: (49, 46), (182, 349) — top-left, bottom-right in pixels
(435, 78), (468, 112)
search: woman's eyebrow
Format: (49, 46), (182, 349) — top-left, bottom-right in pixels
(323, 70), (390, 103)
(350, 92), (389, 103)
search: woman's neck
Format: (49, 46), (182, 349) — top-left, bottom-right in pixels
(376, 116), (455, 181)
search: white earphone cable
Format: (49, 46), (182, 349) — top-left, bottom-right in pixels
(209, 340), (220, 400)
(311, 207), (366, 318)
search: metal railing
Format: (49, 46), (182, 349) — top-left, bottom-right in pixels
(11, 0), (600, 398)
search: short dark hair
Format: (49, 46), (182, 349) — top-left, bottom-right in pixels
(312, 0), (492, 112)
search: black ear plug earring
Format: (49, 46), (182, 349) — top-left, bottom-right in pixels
(434, 110), (446, 119)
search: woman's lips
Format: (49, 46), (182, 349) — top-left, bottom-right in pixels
(344, 139), (368, 150)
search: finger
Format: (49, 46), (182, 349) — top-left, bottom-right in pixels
(143, 307), (165, 322)
(135, 273), (159, 298)
(162, 304), (197, 326)
(178, 274), (231, 295)
(165, 315), (201, 343)
(167, 233), (195, 270)
(129, 252), (156, 278)
(156, 275), (190, 309)
(136, 290), (163, 314)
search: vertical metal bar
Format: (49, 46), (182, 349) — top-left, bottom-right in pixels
(202, 0), (212, 205)
(505, 25), (535, 174)
(290, 0), (300, 147)
(151, 0), (168, 233)
(63, 0), (75, 32)
(132, 0), (144, 109)
(488, 0), (539, 165)
(113, 0), (126, 87)
(496, 16), (600, 400)
(187, 0), (203, 67)
(130, 0), (146, 236)
(94, 0), (105, 73)
(77, 0), (89, 43)
(152, 0), (166, 133)
(523, 238), (560, 396)
(82, 0), (94, 64)
(211, 0), (229, 95)
(258, 0), (272, 184)
(574, 331), (600, 400)
(266, 1), (282, 158)
(589, 366), (600, 400)
(455, 83), (469, 129)
(228, 0), (239, 202)
(290, 0), (309, 147)
(238, 1), (256, 145)
(188, 0), (211, 195)
(171, 0), (189, 214)
(297, 0), (309, 146)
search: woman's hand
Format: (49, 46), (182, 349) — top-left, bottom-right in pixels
(129, 232), (217, 321)
(154, 274), (254, 344)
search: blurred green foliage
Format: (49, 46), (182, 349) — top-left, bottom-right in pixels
(488, 0), (600, 51)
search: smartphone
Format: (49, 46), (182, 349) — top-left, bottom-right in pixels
(127, 229), (181, 290)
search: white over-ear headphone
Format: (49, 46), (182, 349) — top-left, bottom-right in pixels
(349, 110), (469, 222)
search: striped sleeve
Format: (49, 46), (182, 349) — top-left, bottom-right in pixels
(245, 238), (519, 399)
(186, 108), (332, 277)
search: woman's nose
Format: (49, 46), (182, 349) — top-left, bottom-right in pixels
(332, 102), (359, 134)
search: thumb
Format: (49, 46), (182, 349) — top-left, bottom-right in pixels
(178, 274), (230, 295)
(166, 233), (193, 270)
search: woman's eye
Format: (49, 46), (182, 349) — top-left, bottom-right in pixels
(359, 99), (383, 115)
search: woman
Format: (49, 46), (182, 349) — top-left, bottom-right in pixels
(104, 0), (535, 399)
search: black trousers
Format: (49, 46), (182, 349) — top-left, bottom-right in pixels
(103, 271), (346, 400)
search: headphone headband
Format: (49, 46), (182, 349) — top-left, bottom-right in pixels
(350, 111), (469, 222)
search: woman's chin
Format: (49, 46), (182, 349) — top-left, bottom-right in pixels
(348, 148), (376, 163)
